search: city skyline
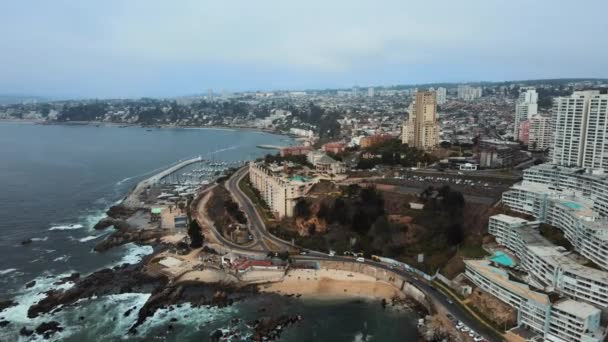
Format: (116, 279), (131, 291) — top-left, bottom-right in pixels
(1, 0), (608, 98)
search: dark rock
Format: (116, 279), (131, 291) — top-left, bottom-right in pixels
(53, 273), (80, 285)
(25, 281), (36, 288)
(21, 239), (33, 245)
(35, 321), (63, 339)
(79, 316), (85, 321)
(0, 300), (16, 311)
(28, 264), (168, 318)
(94, 227), (164, 252)
(20, 327), (33, 336)
(106, 205), (138, 220)
(0, 320), (10, 328)
(210, 329), (224, 342)
(170, 317), (178, 322)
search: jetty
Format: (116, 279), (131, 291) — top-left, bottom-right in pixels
(122, 157), (203, 208)
(256, 144), (284, 150)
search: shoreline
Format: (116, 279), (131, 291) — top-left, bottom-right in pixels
(0, 118), (296, 138)
(258, 268), (404, 301)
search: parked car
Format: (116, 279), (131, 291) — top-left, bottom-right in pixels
(356, 257), (365, 262)
(474, 336), (484, 342)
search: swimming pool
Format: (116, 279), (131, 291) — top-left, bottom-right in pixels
(562, 201), (583, 210)
(490, 251), (515, 267)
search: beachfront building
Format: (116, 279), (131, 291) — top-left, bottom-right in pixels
(464, 259), (605, 342)
(487, 214), (608, 308)
(502, 164), (608, 270)
(249, 162), (316, 218)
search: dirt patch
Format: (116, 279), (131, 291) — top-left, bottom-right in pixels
(468, 288), (517, 329)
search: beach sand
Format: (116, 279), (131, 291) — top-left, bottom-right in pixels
(259, 268), (404, 300)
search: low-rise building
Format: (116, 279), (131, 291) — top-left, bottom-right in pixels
(280, 146), (312, 157)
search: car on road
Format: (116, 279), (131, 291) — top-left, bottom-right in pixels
(460, 326), (469, 332)
(356, 257), (365, 262)
(299, 251), (308, 255)
(473, 336), (484, 341)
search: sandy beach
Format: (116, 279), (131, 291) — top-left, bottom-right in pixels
(259, 268), (404, 300)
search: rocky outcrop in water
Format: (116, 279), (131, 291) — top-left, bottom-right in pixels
(27, 264), (168, 318)
(249, 315), (303, 341)
(129, 281), (259, 333)
(0, 300), (16, 311)
(35, 321), (63, 339)
(94, 228), (165, 252)
(106, 204), (139, 220)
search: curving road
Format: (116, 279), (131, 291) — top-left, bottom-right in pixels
(219, 166), (501, 341)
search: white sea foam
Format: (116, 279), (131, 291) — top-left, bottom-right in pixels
(78, 235), (101, 242)
(209, 145), (239, 154)
(53, 255), (71, 262)
(113, 243), (154, 266)
(49, 224), (83, 231)
(0, 268), (17, 275)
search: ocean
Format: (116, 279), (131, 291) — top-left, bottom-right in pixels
(0, 122), (417, 341)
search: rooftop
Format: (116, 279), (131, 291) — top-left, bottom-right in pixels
(553, 299), (601, 318)
(465, 259), (551, 305)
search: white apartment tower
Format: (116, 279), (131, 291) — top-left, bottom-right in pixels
(514, 87), (538, 138)
(436, 87), (447, 105)
(367, 87), (374, 97)
(551, 91), (608, 170)
(457, 85), (482, 101)
(528, 115), (552, 151)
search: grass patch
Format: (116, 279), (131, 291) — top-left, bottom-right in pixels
(459, 244), (490, 259)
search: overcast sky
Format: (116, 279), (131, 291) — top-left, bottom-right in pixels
(1, 0), (607, 98)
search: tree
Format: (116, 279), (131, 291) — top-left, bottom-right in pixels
(188, 220), (204, 248)
(294, 199), (311, 218)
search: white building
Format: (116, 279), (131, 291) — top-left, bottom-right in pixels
(551, 91), (608, 170)
(248, 162), (316, 218)
(487, 214), (608, 308)
(464, 259), (604, 341)
(457, 85), (482, 101)
(436, 87), (447, 105)
(367, 87), (374, 97)
(514, 87), (538, 138)
(528, 115), (552, 151)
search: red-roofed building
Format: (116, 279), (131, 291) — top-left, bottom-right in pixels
(231, 258), (279, 273)
(360, 134), (394, 148)
(280, 146), (312, 157)
(322, 142), (346, 154)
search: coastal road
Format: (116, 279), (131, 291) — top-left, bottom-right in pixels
(223, 167), (500, 341)
(296, 254), (501, 342)
(193, 183), (267, 254)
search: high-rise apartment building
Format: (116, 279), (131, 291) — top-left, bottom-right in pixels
(402, 91), (439, 150)
(457, 85), (482, 101)
(551, 91), (608, 170)
(367, 87), (374, 97)
(528, 115), (552, 151)
(436, 87), (447, 105)
(514, 87), (538, 138)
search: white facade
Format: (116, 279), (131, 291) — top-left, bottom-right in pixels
(464, 260), (604, 341)
(436, 87), (447, 105)
(457, 85), (482, 101)
(528, 115), (552, 151)
(487, 214), (608, 308)
(551, 91), (608, 170)
(514, 87), (539, 138)
(248, 162), (316, 218)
